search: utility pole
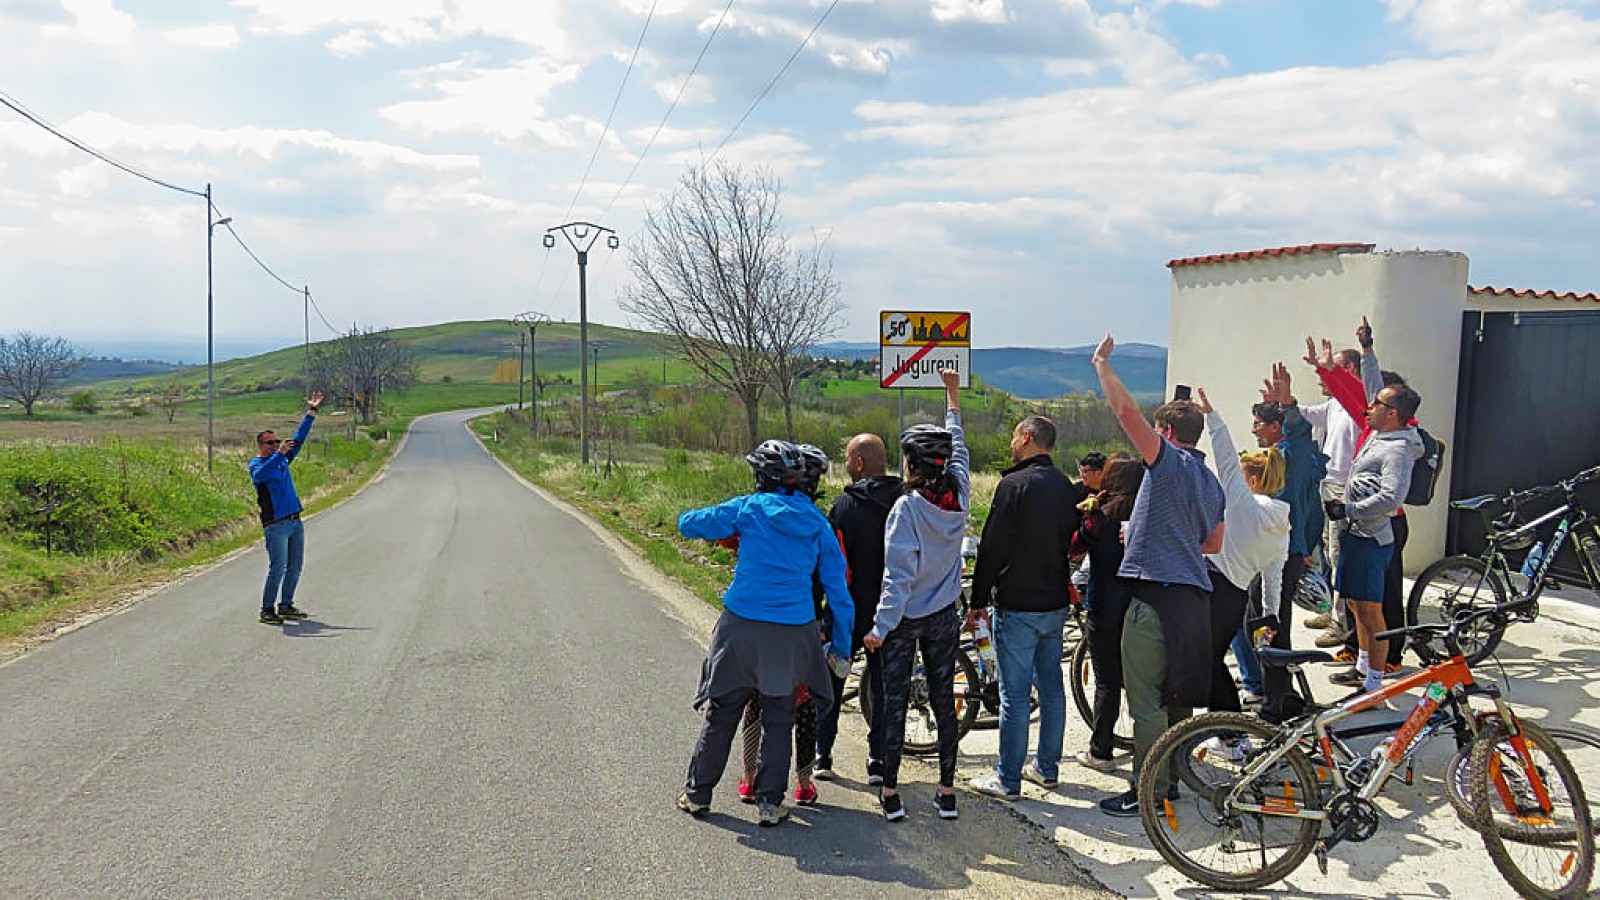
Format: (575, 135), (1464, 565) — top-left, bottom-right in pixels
(517, 330), (526, 410)
(543, 223), (618, 464)
(514, 312), (551, 436)
(204, 185), (231, 477)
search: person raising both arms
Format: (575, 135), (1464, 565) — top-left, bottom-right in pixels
(249, 390), (324, 625)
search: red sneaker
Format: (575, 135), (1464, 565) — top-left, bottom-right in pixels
(795, 782), (819, 806)
(737, 777), (756, 804)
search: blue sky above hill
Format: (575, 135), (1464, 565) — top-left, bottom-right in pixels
(2, 0), (1597, 357)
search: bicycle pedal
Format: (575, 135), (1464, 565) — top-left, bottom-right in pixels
(1315, 844), (1329, 875)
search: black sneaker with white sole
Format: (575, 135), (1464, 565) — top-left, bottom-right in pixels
(276, 605), (309, 620)
(1100, 785), (1178, 817)
(259, 609), (284, 625)
(880, 793), (906, 822)
(934, 792), (958, 820)
(867, 758), (884, 786)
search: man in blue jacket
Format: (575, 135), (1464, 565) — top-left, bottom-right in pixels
(249, 391), (323, 625)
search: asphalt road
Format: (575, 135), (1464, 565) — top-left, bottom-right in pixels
(0, 410), (1102, 899)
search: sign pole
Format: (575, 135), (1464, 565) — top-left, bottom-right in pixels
(897, 388), (905, 468)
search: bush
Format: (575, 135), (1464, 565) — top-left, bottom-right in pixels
(68, 391), (100, 414)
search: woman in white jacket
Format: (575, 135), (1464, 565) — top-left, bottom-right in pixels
(1196, 388), (1291, 714)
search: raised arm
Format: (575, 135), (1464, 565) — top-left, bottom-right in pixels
(1092, 333), (1161, 465)
(1356, 316), (1382, 404)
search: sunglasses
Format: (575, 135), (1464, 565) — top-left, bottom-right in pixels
(261, 439), (282, 445)
(1368, 398), (1398, 413)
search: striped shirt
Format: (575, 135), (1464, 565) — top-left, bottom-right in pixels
(1117, 441), (1226, 591)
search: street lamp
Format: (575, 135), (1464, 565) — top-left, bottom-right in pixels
(513, 311), (551, 435)
(204, 182), (231, 477)
(544, 222), (619, 464)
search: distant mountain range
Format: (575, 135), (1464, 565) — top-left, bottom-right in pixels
(812, 341), (1169, 400)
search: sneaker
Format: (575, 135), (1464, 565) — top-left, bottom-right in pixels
(276, 605), (309, 620)
(737, 777), (756, 804)
(1314, 627), (1348, 648)
(1329, 648), (1358, 665)
(1304, 611), (1332, 630)
(968, 774), (1021, 800)
(794, 782), (819, 806)
(1099, 788), (1141, 817)
(813, 758), (835, 781)
(758, 801), (789, 826)
(259, 609), (284, 625)
(1201, 735), (1253, 763)
(880, 792), (906, 822)
(934, 791), (958, 820)
(1329, 668), (1365, 687)
(1381, 663), (1406, 679)
(1076, 750), (1118, 773)
(1021, 762), (1059, 788)
(677, 793), (709, 817)
(1240, 689), (1265, 706)
(866, 758), (885, 786)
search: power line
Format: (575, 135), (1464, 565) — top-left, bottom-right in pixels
(0, 88), (206, 198)
(305, 290), (340, 335)
(563, 0), (660, 221)
(217, 215), (301, 294)
(599, 0), (736, 219)
(712, 0), (840, 158)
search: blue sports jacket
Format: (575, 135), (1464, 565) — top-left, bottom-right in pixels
(248, 414), (314, 525)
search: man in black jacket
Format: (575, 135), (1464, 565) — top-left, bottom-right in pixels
(967, 415), (1081, 800)
(814, 433), (902, 785)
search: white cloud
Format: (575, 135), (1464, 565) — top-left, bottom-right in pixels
(41, 0), (135, 45)
(164, 23), (240, 49)
(325, 28), (374, 58)
(379, 58), (584, 144)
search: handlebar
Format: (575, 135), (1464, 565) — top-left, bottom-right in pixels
(1375, 597), (1536, 661)
(1504, 465), (1600, 507)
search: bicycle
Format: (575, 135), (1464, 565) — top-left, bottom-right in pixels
(1407, 464), (1600, 665)
(1137, 600), (1594, 899)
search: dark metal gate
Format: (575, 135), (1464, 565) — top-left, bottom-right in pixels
(1448, 309), (1600, 578)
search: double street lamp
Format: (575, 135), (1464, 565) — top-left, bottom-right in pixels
(543, 222), (619, 465)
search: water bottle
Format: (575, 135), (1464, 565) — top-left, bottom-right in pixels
(972, 615), (998, 671)
(1522, 541), (1546, 579)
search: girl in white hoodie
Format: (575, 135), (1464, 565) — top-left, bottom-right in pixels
(1196, 389), (1291, 713)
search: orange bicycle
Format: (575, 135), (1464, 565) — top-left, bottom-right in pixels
(1137, 600), (1594, 899)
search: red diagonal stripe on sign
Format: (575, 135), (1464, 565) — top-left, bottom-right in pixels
(883, 312), (970, 388)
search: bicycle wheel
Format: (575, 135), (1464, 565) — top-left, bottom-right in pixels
(1451, 723), (1600, 836)
(1138, 712), (1322, 892)
(1470, 720), (1594, 899)
(1069, 635), (1133, 751)
(1407, 555), (1510, 665)
(899, 647), (981, 755)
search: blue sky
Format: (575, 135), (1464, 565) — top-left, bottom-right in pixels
(2, 0), (1598, 361)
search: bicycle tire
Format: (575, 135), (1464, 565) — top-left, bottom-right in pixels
(868, 646), (981, 756)
(1449, 723), (1600, 837)
(1138, 711), (1322, 892)
(1069, 635), (1133, 751)
(1470, 720), (1595, 899)
(1406, 555), (1511, 665)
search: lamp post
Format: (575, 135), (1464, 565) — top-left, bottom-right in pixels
(513, 311), (551, 435)
(204, 183), (232, 477)
(543, 223), (619, 464)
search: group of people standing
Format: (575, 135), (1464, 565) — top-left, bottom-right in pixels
(672, 314), (1426, 827)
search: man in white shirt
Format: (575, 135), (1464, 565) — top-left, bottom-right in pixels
(1299, 348), (1361, 650)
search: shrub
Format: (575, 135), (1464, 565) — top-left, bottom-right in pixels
(68, 391), (100, 414)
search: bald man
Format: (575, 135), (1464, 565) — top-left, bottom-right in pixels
(812, 434), (903, 784)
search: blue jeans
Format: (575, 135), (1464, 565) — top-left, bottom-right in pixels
(262, 517), (305, 611)
(1231, 625), (1264, 696)
(992, 607), (1068, 791)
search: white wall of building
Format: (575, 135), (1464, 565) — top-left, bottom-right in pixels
(1166, 249), (1469, 573)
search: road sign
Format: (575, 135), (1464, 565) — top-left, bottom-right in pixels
(880, 311), (971, 389)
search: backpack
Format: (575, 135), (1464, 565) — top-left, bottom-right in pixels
(1405, 426), (1445, 507)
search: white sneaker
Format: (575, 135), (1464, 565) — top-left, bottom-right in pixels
(1240, 689), (1264, 706)
(1200, 735), (1252, 763)
(967, 774), (1020, 800)
(1075, 750), (1118, 773)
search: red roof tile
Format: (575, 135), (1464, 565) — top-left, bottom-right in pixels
(1166, 243), (1375, 269)
(1469, 285), (1600, 304)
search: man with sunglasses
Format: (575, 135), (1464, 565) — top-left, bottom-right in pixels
(250, 391), (324, 625)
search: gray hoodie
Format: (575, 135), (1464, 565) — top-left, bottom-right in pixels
(1344, 426), (1422, 545)
(871, 409), (970, 641)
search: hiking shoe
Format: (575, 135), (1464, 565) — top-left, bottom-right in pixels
(1314, 627), (1348, 648)
(276, 605), (309, 620)
(1304, 611), (1332, 630)
(866, 758), (885, 786)
(259, 609), (284, 625)
(879, 793), (906, 822)
(1099, 788), (1141, 817)
(1076, 750), (1118, 773)
(736, 777), (756, 804)
(812, 758), (835, 781)
(757, 801), (789, 826)
(1329, 668), (1365, 687)
(934, 791), (958, 820)
(968, 774), (1020, 800)
(677, 793), (709, 817)
(794, 782), (819, 806)
(1021, 763), (1058, 788)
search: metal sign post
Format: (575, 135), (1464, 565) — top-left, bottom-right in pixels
(879, 310), (972, 390)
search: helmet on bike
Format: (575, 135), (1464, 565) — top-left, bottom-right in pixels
(746, 439), (804, 492)
(900, 424), (954, 479)
(796, 443), (829, 497)
(1295, 569), (1332, 614)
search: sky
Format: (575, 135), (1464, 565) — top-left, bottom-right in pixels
(2, 0), (1598, 362)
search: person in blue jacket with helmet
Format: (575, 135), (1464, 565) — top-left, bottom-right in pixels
(676, 439), (854, 827)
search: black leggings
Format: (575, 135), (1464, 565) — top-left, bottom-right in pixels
(1085, 581), (1131, 760)
(878, 603), (960, 790)
(1207, 576), (1249, 713)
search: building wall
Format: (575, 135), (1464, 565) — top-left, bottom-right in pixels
(1167, 249), (1469, 573)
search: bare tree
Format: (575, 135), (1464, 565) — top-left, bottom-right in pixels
(622, 161), (843, 446)
(0, 332), (81, 416)
(760, 233), (843, 438)
(156, 379), (186, 423)
(308, 325), (418, 425)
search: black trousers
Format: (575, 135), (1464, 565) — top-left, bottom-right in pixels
(816, 627), (886, 767)
(684, 688), (796, 805)
(878, 603), (960, 790)
(1085, 580), (1131, 760)
(1260, 554), (1305, 716)
(1207, 576), (1249, 713)
(1342, 514), (1408, 666)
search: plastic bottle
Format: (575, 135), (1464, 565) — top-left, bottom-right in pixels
(972, 615), (998, 671)
(1522, 541), (1546, 579)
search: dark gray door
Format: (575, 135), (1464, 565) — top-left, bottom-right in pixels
(1448, 309), (1600, 579)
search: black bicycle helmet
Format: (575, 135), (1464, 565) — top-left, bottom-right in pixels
(746, 439), (804, 491)
(900, 424), (954, 477)
(796, 443), (829, 495)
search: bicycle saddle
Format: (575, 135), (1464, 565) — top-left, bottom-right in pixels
(1258, 647), (1335, 668)
(1450, 494), (1499, 511)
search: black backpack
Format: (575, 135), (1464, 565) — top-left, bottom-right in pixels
(1405, 427), (1445, 507)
